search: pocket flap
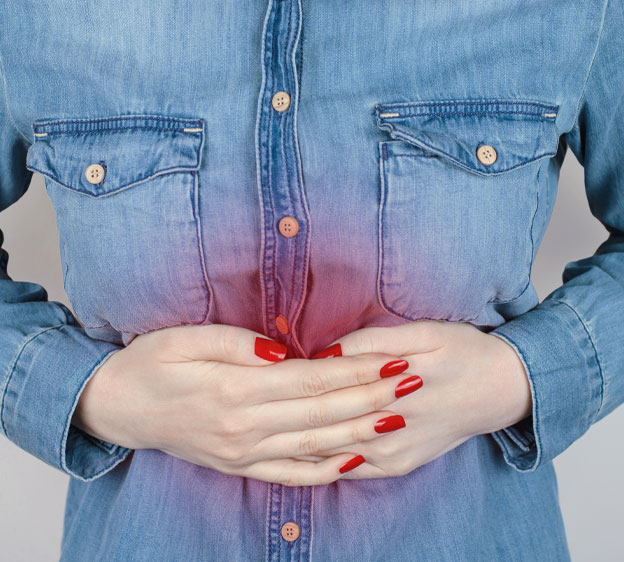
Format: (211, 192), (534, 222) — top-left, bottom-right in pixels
(26, 114), (204, 196)
(374, 99), (560, 176)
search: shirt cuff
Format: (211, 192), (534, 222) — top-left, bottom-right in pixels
(1, 323), (133, 482)
(486, 298), (603, 472)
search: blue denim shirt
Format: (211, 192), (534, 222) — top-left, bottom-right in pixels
(1, 1), (623, 560)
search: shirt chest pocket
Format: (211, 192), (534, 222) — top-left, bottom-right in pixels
(374, 99), (560, 323)
(25, 114), (213, 339)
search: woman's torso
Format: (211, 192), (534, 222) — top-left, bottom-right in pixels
(1, 1), (604, 560)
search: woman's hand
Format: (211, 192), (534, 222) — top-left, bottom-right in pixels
(293, 320), (532, 480)
(71, 323), (417, 486)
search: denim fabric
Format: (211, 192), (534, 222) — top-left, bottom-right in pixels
(1, 1), (623, 560)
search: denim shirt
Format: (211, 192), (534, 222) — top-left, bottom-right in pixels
(1, 1), (623, 560)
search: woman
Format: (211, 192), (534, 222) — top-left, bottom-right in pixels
(1, 1), (622, 560)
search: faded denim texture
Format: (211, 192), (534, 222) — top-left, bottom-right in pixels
(1, 1), (623, 560)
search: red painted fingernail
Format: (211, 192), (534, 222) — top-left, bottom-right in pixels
(339, 454), (366, 474)
(311, 343), (342, 359)
(379, 359), (409, 378)
(395, 375), (423, 398)
(254, 337), (287, 362)
(374, 414), (406, 433)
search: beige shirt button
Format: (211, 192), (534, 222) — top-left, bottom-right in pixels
(476, 145), (497, 165)
(275, 315), (289, 334)
(278, 216), (299, 238)
(272, 91), (291, 112)
(85, 163), (105, 184)
(281, 521), (300, 542)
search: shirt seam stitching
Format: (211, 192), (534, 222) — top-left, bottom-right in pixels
(502, 426), (532, 451)
(491, 431), (533, 472)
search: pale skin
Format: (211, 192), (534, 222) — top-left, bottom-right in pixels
(72, 321), (532, 487)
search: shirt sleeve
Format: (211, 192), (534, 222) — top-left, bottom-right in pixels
(0, 56), (132, 482)
(487, 0), (624, 472)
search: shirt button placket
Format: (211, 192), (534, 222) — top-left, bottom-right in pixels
(255, 0), (310, 357)
(256, 1), (313, 561)
(272, 91), (292, 111)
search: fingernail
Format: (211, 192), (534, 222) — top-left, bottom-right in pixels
(379, 359), (409, 378)
(374, 414), (406, 433)
(395, 375), (423, 398)
(311, 342), (342, 359)
(254, 337), (287, 362)
(339, 454), (366, 474)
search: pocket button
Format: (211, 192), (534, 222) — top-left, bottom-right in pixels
(85, 163), (105, 184)
(476, 144), (497, 165)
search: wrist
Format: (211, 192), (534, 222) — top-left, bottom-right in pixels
(476, 334), (533, 436)
(496, 335), (532, 425)
(72, 355), (140, 449)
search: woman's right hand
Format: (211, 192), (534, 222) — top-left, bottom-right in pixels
(71, 323), (420, 486)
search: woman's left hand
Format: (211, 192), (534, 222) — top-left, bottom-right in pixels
(295, 320), (533, 479)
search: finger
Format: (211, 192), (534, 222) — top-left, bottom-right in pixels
(251, 371), (422, 435)
(333, 460), (388, 480)
(313, 321), (449, 358)
(292, 456), (390, 480)
(149, 323), (288, 365)
(240, 352), (411, 404)
(242, 453), (367, 486)
(248, 409), (406, 461)
(292, 455), (326, 462)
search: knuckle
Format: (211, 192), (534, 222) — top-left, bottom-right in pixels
(374, 440), (396, 458)
(352, 357), (372, 387)
(350, 424), (364, 444)
(306, 403), (331, 428)
(354, 328), (378, 354)
(369, 389), (388, 412)
(277, 470), (298, 487)
(219, 325), (242, 359)
(301, 369), (330, 397)
(325, 471), (342, 485)
(297, 430), (321, 456)
(316, 469), (339, 486)
(214, 413), (248, 440)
